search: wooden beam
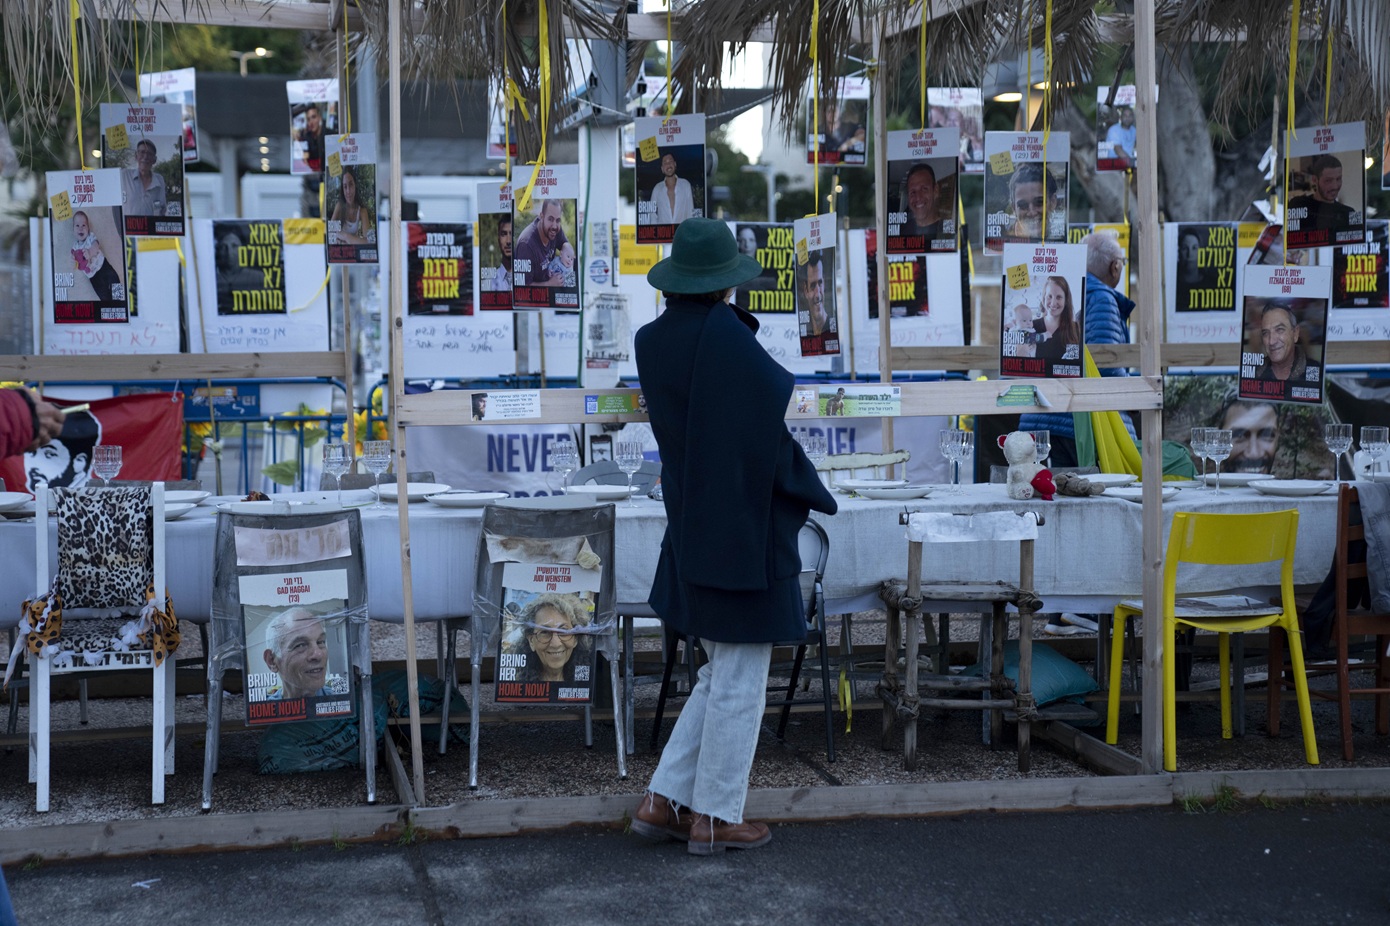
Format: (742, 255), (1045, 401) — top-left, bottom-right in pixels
(0, 352), (348, 383)
(1034, 720), (1144, 777)
(97, 0), (357, 32)
(892, 341), (1390, 372)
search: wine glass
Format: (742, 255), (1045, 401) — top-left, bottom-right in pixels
(1361, 426), (1389, 481)
(92, 445), (122, 488)
(1324, 423), (1353, 482)
(551, 437), (578, 492)
(322, 442), (351, 507)
(955, 430), (975, 485)
(615, 441), (644, 507)
(361, 439), (392, 509)
(1028, 430), (1051, 468)
(1189, 427), (1211, 486)
(1208, 428), (1233, 493)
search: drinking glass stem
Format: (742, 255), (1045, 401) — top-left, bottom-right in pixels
(625, 472), (636, 507)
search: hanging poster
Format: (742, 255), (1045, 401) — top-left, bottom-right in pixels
(1171, 222), (1237, 313)
(41, 235), (181, 354)
(286, 78), (338, 175)
(240, 568), (355, 725)
(886, 128), (959, 254)
(511, 165), (580, 310)
(999, 242), (1087, 379)
(1095, 84), (1139, 171)
(622, 73), (669, 168)
(983, 131), (1069, 254)
(927, 87), (985, 174)
(477, 181), (513, 308)
(794, 213), (840, 357)
(324, 132), (378, 264)
(212, 219), (286, 315)
(854, 229), (966, 373)
(806, 77), (870, 166)
(729, 222), (795, 314)
(46, 168), (127, 325)
(485, 78), (517, 161)
(406, 223), (473, 315)
(1285, 122), (1366, 250)
(99, 103), (184, 237)
(1332, 219), (1388, 309)
(138, 67), (199, 163)
(495, 560), (601, 704)
(633, 113), (705, 243)
(1238, 264), (1331, 405)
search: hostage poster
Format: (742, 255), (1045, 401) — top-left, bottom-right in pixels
(983, 131), (1069, 254)
(406, 223), (473, 315)
(214, 219), (286, 315)
(1239, 264), (1331, 405)
(287, 78), (338, 175)
(729, 222), (795, 314)
(633, 113), (705, 244)
(927, 87), (985, 174)
(511, 165), (580, 310)
(495, 560), (601, 704)
(999, 242), (1087, 379)
(886, 128), (959, 254)
(100, 103), (185, 237)
(138, 67), (199, 163)
(794, 213), (840, 357)
(324, 132), (378, 264)
(477, 181), (513, 309)
(806, 77), (870, 166)
(47, 169), (128, 325)
(1284, 121), (1365, 251)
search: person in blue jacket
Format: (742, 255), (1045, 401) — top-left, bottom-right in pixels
(629, 218), (838, 856)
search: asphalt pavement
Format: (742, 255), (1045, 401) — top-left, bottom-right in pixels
(6, 801), (1389, 925)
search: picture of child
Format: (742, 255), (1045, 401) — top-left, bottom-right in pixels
(69, 210), (121, 301)
(544, 242), (577, 288)
(1003, 302), (1037, 358)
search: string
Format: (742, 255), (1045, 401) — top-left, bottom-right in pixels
(663, 1), (673, 122)
(70, 0), (85, 171)
(811, 0), (820, 208)
(343, 0), (352, 134)
(1322, 14), (1332, 124)
(133, 7), (141, 102)
(918, 0), (927, 129)
(515, 0), (551, 212)
(1285, 0), (1301, 264)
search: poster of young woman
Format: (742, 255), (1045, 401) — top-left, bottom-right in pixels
(286, 78), (338, 175)
(794, 213), (840, 357)
(999, 242), (1087, 378)
(511, 165), (580, 310)
(324, 133), (378, 264)
(46, 169), (127, 325)
(983, 132), (1069, 254)
(138, 67), (199, 163)
(99, 103), (185, 237)
(633, 113), (705, 244)
(1238, 264), (1331, 405)
(886, 128), (959, 254)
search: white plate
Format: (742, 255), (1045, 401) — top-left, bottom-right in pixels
(1201, 472), (1274, 487)
(163, 503), (197, 520)
(0, 492), (30, 511)
(563, 484), (639, 501)
(216, 500), (312, 514)
(1251, 479), (1332, 498)
(164, 490), (211, 505)
(1105, 486), (1179, 503)
(1083, 473), (1138, 489)
(836, 478), (909, 492)
(856, 485), (934, 500)
(375, 482), (451, 502)
(426, 491), (508, 508)
(1161, 479), (1203, 489)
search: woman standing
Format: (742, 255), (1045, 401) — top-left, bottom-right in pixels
(629, 218), (837, 856)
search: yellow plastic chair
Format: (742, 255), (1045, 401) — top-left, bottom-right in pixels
(1105, 510), (1319, 771)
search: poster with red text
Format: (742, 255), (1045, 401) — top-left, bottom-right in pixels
(99, 103), (185, 237)
(795, 213), (840, 357)
(324, 132), (378, 264)
(886, 128), (959, 254)
(511, 165), (580, 310)
(1284, 122), (1365, 251)
(1239, 264), (1331, 405)
(46, 169), (128, 326)
(999, 242), (1087, 379)
(138, 67), (199, 163)
(495, 560), (601, 704)
(634, 113), (705, 244)
(407, 223), (473, 315)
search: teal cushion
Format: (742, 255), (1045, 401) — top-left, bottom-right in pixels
(965, 641), (1099, 706)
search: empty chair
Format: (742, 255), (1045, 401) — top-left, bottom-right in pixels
(569, 459), (661, 493)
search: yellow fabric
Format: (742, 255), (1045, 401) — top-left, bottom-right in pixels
(1083, 348), (1142, 477)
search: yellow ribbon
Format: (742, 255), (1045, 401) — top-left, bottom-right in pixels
(1285, 0), (1300, 264)
(918, 0), (927, 129)
(515, 0), (552, 213)
(1083, 348), (1143, 477)
(810, 0), (820, 207)
(70, 0), (85, 171)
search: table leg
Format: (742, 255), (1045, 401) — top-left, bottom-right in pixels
(988, 606), (1003, 747)
(881, 600), (899, 750)
(903, 540), (923, 771)
(1017, 538), (1035, 774)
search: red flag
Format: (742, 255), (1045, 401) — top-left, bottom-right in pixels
(0, 392), (185, 494)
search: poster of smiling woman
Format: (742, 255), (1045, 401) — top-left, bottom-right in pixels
(496, 561), (601, 704)
(1238, 264), (1331, 405)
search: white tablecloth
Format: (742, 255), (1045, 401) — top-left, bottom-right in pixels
(0, 482), (1340, 627)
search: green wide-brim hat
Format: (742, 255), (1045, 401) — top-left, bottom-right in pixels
(646, 217), (763, 294)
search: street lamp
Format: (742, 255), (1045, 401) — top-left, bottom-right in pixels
(740, 163), (777, 223)
(229, 47), (273, 77)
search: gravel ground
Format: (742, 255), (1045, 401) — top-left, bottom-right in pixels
(2, 610), (1387, 830)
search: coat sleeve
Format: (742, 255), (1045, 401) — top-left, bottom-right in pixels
(0, 390), (35, 459)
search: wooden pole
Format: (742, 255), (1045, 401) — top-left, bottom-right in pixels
(871, 13), (895, 463)
(1132, 0), (1164, 774)
(387, 0), (427, 802)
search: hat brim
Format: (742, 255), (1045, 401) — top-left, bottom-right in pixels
(647, 253), (764, 295)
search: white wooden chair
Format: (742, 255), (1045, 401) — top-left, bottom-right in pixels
(25, 484), (175, 812)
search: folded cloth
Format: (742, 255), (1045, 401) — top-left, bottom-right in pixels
(1355, 482), (1390, 612)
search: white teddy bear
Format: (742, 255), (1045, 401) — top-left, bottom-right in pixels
(998, 431), (1043, 500)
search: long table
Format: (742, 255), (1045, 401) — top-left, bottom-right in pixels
(0, 482), (1341, 628)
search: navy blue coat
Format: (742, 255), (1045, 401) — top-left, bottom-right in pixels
(636, 298), (838, 644)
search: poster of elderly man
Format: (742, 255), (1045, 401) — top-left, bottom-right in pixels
(240, 570), (354, 726)
(1284, 122), (1366, 250)
(100, 103), (185, 237)
(1238, 264), (1331, 405)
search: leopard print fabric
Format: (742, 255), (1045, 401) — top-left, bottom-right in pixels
(54, 487), (152, 610)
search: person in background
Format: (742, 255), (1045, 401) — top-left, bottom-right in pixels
(630, 218), (837, 855)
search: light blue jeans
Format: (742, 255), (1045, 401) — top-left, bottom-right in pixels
(648, 638), (774, 824)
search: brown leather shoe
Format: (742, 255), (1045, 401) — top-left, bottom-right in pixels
(630, 792), (692, 842)
(687, 813), (772, 855)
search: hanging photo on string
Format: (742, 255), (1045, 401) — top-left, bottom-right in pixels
(477, 181), (514, 309)
(886, 128), (958, 254)
(139, 67), (199, 163)
(1238, 264), (1330, 405)
(1095, 83), (1142, 171)
(47, 168), (128, 325)
(806, 77), (869, 166)
(100, 103), (185, 237)
(983, 131), (1069, 254)
(1284, 122), (1366, 250)
(927, 88), (985, 174)
(407, 223), (473, 315)
(324, 133), (378, 264)
(286, 78), (338, 175)
(511, 165), (580, 310)
(634, 113), (705, 244)
(794, 213), (840, 357)
(999, 242), (1087, 379)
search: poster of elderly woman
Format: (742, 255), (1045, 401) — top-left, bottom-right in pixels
(495, 560), (602, 704)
